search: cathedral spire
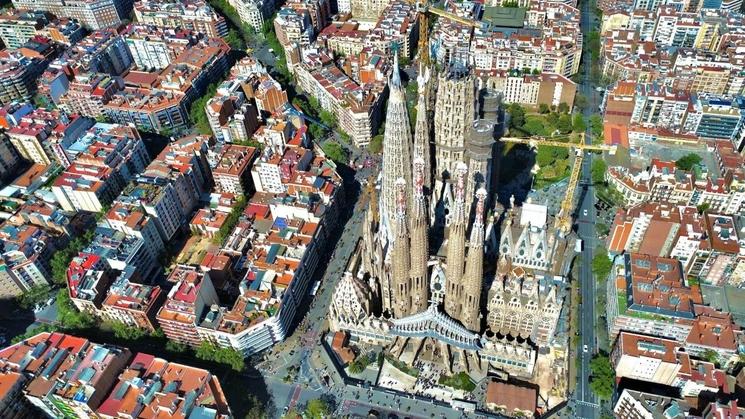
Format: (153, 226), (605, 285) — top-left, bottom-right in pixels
(460, 188), (487, 332)
(414, 65), (432, 190)
(380, 52), (413, 243)
(391, 178), (412, 318)
(409, 158), (429, 314)
(444, 163), (468, 321)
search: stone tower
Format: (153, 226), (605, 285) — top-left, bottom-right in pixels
(433, 68), (475, 184)
(444, 162), (468, 320)
(380, 55), (413, 243)
(391, 178), (412, 317)
(409, 157), (429, 314)
(460, 188), (487, 332)
(465, 120), (496, 210)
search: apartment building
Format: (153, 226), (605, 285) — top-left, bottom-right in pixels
(40, 18), (85, 45)
(123, 24), (194, 71)
(67, 253), (114, 313)
(100, 274), (165, 331)
(0, 370), (28, 419)
(11, 0), (130, 30)
(0, 54), (44, 106)
(52, 123), (150, 211)
(614, 389), (690, 419)
(104, 38), (230, 133)
(606, 253), (703, 341)
(0, 135), (21, 183)
(59, 73), (124, 118)
(213, 144), (258, 195)
(252, 145), (313, 194)
(365, 1), (419, 59)
(144, 134), (213, 211)
(133, 0), (229, 38)
(484, 70), (577, 110)
(606, 161), (745, 214)
(156, 267), (220, 347)
(0, 332), (233, 418)
(0, 332), (131, 418)
(205, 77), (261, 143)
(294, 55), (386, 146)
(7, 109), (93, 166)
(96, 352), (232, 418)
(55, 28), (133, 76)
(230, 0), (273, 32)
(0, 224), (57, 298)
(36, 67), (70, 106)
(0, 10), (50, 49)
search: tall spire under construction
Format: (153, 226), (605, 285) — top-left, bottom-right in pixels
(409, 157), (429, 314)
(444, 162), (468, 320)
(380, 54), (413, 242)
(460, 188), (487, 332)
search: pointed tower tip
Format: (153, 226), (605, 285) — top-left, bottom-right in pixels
(390, 52), (402, 89)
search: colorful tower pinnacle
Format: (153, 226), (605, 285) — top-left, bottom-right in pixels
(444, 162), (468, 320)
(391, 177), (412, 317)
(409, 157), (429, 314)
(460, 188), (487, 332)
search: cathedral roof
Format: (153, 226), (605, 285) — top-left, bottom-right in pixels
(390, 304), (481, 350)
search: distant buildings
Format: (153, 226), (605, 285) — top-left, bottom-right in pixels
(11, 0), (131, 30)
(0, 10), (50, 49)
(133, 0), (229, 38)
(0, 54), (44, 106)
(103, 38), (230, 133)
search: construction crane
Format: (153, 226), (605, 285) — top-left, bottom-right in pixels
(404, 1), (486, 66)
(500, 134), (616, 237)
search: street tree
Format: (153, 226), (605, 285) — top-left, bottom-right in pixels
(589, 353), (615, 400)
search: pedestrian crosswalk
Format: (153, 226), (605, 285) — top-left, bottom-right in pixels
(575, 399), (599, 408)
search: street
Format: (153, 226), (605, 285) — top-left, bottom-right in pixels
(574, 0), (603, 417)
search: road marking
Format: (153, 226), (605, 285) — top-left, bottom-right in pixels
(575, 400), (599, 408)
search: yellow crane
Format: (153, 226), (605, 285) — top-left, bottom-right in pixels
(500, 134), (616, 236)
(404, 1), (486, 66)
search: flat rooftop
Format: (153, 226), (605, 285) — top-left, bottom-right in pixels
(482, 6), (526, 29)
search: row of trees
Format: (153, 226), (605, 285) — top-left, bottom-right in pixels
(188, 82), (220, 136)
(50, 229), (95, 286)
(214, 196), (247, 245)
(195, 341), (245, 372)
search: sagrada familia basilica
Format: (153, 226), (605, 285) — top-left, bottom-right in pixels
(328, 57), (568, 379)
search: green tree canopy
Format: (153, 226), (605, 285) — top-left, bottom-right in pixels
(304, 399), (330, 419)
(508, 103), (526, 129)
(592, 248), (613, 281)
(322, 142), (348, 164)
(557, 113), (573, 134)
(589, 114), (603, 137)
(675, 153), (702, 171)
(591, 158), (607, 185)
(589, 354), (615, 400)
(572, 114), (587, 133)
(16, 285), (51, 309)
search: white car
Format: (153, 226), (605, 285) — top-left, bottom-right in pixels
(583, 344), (589, 353)
(583, 209), (588, 216)
(595, 86), (604, 92)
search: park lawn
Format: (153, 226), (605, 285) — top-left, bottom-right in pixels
(438, 371), (476, 392)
